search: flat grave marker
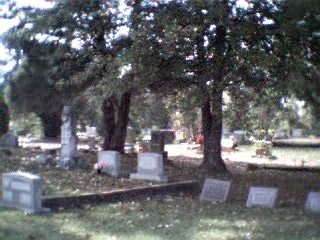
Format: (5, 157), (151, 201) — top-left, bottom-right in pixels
(2, 171), (46, 213)
(246, 186), (278, 208)
(200, 178), (231, 203)
(130, 152), (168, 182)
(304, 191), (320, 212)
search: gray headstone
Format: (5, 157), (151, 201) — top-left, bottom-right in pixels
(34, 154), (51, 165)
(2, 171), (46, 214)
(130, 152), (168, 182)
(246, 187), (278, 208)
(150, 131), (165, 153)
(292, 128), (302, 138)
(304, 191), (320, 212)
(58, 105), (78, 169)
(1, 133), (19, 148)
(200, 178), (231, 202)
(97, 151), (121, 177)
(86, 126), (97, 138)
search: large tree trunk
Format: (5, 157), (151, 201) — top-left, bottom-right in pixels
(57, 105), (78, 169)
(101, 95), (116, 150)
(39, 112), (61, 139)
(201, 88), (227, 173)
(102, 92), (131, 153)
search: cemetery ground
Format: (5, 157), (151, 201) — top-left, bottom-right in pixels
(0, 140), (319, 239)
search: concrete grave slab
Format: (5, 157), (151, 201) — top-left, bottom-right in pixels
(246, 186), (278, 208)
(304, 191), (320, 212)
(200, 178), (231, 203)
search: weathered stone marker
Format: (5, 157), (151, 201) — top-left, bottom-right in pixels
(97, 151), (121, 177)
(2, 171), (45, 213)
(130, 152), (168, 182)
(304, 191), (320, 212)
(200, 178), (231, 203)
(246, 186), (278, 208)
(58, 105), (78, 169)
(86, 126), (97, 149)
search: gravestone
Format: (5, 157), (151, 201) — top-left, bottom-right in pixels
(246, 186), (278, 208)
(292, 128), (302, 138)
(150, 130), (168, 162)
(2, 171), (45, 213)
(150, 131), (165, 153)
(86, 126), (97, 149)
(200, 178), (231, 202)
(97, 151), (121, 177)
(34, 154), (52, 165)
(130, 152), (168, 182)
(58, 105), (78, 169)
(1, 133), (19, 148)
(304, 191), (320, 212)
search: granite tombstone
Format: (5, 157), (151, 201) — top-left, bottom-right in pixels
(200, 178), (231, 203)
(246, 186), (278, 208)
(130, 152), (168, 182)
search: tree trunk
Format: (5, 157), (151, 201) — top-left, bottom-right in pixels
(101, 95), (116, 150)
(201, 88), (227, 173)
(102, 92), (131, 153)
(57, 105), (78, 169)
(112, 91), (131, 153)
(39, 112), (61, 138)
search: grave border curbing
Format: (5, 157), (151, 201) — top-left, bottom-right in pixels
(42, 180), (201, 211)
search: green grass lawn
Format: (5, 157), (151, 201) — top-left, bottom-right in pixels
(1, 194), (319, 240)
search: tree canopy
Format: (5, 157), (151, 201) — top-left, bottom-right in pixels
(1, 0), (318, 172)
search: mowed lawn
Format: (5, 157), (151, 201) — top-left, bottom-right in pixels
(1, 193), (319, 240)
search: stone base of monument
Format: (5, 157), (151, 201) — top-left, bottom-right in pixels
(130, 173), (168, 182)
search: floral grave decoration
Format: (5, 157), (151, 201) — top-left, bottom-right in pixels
(94, 161), (106, 174)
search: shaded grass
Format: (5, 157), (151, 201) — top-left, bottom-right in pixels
(1, 147), (320, 206)
(1, 146), (320, 239)
(1, 194), (319, 240)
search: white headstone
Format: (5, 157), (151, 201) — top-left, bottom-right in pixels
(2, 171), (44, 213)
(97, 151), (121, 177)
(292, 128), (302, 138)
(304, 191), (320, 212)
(130, 152), (168, 182)
(200, 178), (231, 202)
(246, 187), (278, 208)
(86, 126), (97, 138)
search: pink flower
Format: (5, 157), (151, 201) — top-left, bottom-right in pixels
(94, 161), (106, 170)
